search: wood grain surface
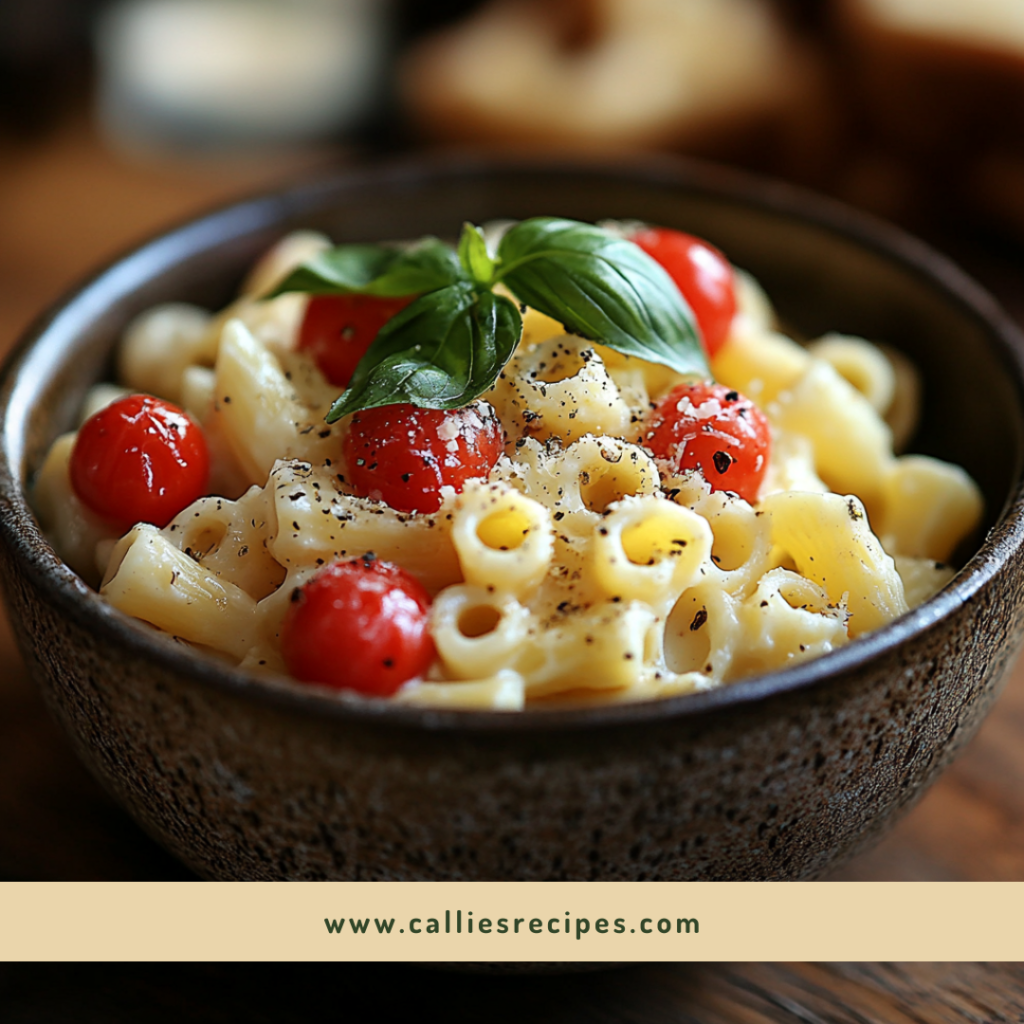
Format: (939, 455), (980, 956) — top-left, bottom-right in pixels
(2, 117), (1024, 897)
(1, 963), (1022, 1022)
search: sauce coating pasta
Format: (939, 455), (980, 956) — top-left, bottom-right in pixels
(32, 224), (984, 710)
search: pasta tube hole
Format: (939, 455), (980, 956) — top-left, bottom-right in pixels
(457, 604), (503, 638)
(476, 507), (532, 551)
(775, 576), (830, 614)
(710, 514), (756, 573)
(664, 592), (713, 675)
(182, 522), (228, 560)
(580, 464), (647, 514)
(809, 334), (895, 414)
(621, 518), (687, 567)
(529, 347), (587, 384)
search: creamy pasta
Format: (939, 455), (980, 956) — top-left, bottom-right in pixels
(33, 225), (984, 710)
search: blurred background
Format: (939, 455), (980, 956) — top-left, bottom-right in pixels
(4, 0), (1024, 886)
(4, 0), (1024, 340)
(4, 0), (1024, 358)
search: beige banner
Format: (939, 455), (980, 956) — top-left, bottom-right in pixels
(2, 882), (1021, 961)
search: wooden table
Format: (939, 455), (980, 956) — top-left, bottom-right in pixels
(1, 117), (1023, 1017)
(1, 963), (1022, 1021)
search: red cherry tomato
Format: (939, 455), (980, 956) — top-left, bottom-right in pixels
(343, 401), (506, 514)
(70, 394), (210, 532)
(642, 382), (770, 504)
(631, 227), (737, 359)
(279, 556), (434, 696)
(298, 293), (416, 387)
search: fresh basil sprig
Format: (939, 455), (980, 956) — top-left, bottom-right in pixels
(457, 221), (496, 288)
(270, 236), (464, 298)
(496, 219), (706, 376)
(329, 283), (521, 420)
(269, 218), (709, 422)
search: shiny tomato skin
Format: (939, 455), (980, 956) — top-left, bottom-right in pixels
(70, 394), (210, 532)
(343, 401), (506, 514)
(298, 293), (415, 387)
(642, 382), (770, 504)
(279, 557), (434, 696)
(631, 227), (737, 359)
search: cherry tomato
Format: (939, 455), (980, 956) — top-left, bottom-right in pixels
(70, 394), (210, 532)
(343, 401), (506, 514)
(642, 382), (770, 504)
(279, 555), (434, 696)
(298, 293), (416, 387)
(631, 227), (737, 359)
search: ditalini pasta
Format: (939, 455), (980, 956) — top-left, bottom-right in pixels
(33, 221), (984, 710)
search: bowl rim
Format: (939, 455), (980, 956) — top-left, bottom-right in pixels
(3, 152), (1024, 735)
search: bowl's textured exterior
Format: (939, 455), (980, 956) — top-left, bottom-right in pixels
(3, 158), (1024, 880)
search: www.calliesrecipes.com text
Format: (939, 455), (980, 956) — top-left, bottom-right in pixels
(325, 911), (699, 940)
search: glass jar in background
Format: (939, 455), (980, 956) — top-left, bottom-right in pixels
(95, 0), (394, 152)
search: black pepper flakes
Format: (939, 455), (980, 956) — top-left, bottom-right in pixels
(712, 450), (734, 475)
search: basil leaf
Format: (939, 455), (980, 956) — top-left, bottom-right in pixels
(496, 217), (708, 378)
(326, 283), (522, 422)
(268, 237), (464, 299)
(457, 222), (496, 287)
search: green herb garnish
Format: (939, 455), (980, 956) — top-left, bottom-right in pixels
(269, 217), (709, 423)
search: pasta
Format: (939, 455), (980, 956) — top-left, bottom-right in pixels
(33, 224), (985, 710)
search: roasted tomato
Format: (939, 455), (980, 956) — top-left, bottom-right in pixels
(642, 382), (770, 503)
(298, 293), (416, 387)
(70, 394), (210, 531)
(343, 401), (505, 514)
(631, 227), (737, 359)
(280, 556), (434, 696)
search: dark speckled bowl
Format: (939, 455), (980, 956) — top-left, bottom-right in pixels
(2, 157), (1024, 881)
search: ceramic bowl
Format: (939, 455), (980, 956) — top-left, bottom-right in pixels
(3, 157), (1024, 881)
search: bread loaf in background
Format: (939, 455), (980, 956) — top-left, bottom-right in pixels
(400, 0), (840, 181)
(833, 0), (1024, 231)
(400, 0), (1024, 238)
